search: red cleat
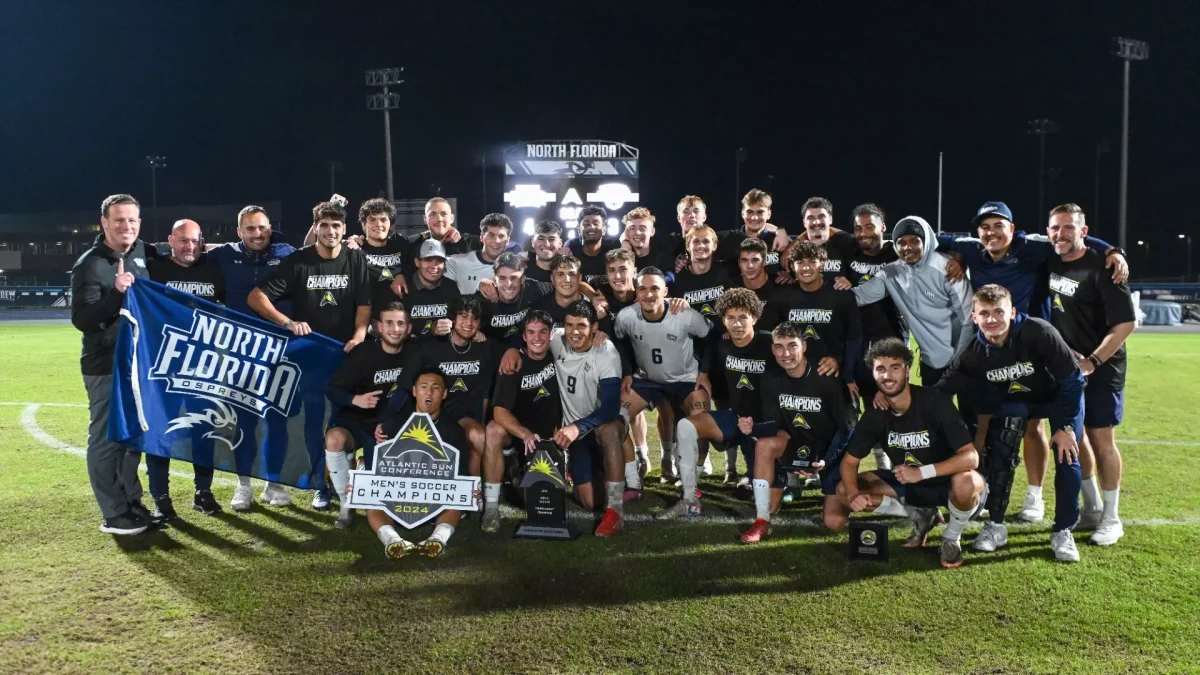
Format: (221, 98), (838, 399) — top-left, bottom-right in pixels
(622, 489), (643, 503)
(740, 518), (772, 543)
(594, 508), (624, 537)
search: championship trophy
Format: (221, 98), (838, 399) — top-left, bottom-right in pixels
(513, 441), (579, 540)
(848, 521), (889, 561)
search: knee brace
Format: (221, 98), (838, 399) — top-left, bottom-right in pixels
(982, 416), (1026, 518)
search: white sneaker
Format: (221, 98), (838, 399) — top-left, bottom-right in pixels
(230, 484), (253, 512)
(1016, 493), (1045, 522)
(311, 490), (330, 511)
(736, 476), (752, 490)
(260, 483), (291, 506)
(1076, 507), (1103, 530)
(1089, 519), (1124, 546)
(1050, 529), (1080, 562)
(972, 522), (1009, 552)
(700, 455), (713, 476)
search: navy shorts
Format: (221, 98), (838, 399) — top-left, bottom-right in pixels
(864, 468), (950, 508)
(327, 414), (380, 468)
(631, 379), (698, 411)
(709, 409), (750, 450)
(567, 434), (607, 487)
(1084, 381), (1124, 428)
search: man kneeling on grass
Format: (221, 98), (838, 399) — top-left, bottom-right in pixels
(830, 338), (986, 569)
(368, 368), (476, 559)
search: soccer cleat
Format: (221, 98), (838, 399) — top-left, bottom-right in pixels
(1050, 529), (1080, 562)
(1089, 519), (1124, 546)
(100, 511), (149, 536)
(622, 488), (643, 503)
(1076, 507), (1103, 531)
(700, 454), (713, 476)
(723, 470), (740, 487)
(904, 507), (944, 548)
(940, 539), (965, 568)
(261, 483), (291, 507)
(480, 507), (501, 533)
(193, 490), (222, 515)
(384, 537), (416, 560)
(333, 506), (354, 530)
(230, 484), (253, 512)
(418, 537), (446, 558)
(972, 522), (1009, 552)
(736, 476), (752, 490)
(740, 518), (772, 543)
(655, 499), (701, 521)
(1015, 492), (1045, 522)
(311, 488), (331, 511)
(659, 456), (679, 484)
(594, 508), (624, 537)
(152, 497), (179, 523)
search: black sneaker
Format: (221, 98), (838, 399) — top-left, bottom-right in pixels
(129, 500), (160, 525)
(152, 497), (179, 523)
(193, 490), (222, 515)
(100, 511), (149, 535)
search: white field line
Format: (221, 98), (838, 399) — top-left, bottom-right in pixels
(11, 401), (1200, 527)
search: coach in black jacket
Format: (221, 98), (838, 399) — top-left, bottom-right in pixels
(70, 194), (158, 535)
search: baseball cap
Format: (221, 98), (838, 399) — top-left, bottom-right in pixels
(418, 238), (447, 260)
(972, 201), (1014, 225)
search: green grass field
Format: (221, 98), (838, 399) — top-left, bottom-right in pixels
(1, 324), (1199, 674)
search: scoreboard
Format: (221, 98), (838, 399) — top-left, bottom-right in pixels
(502, 140), (640, 241)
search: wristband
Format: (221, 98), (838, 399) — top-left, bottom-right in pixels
(1086, 353), (1103, 369)
(919, 464), (937, 481)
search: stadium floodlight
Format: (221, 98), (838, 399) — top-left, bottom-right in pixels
(365, 67), (405, 203)
(503, 184), (556, 209)
(1114, 37), (1149, 250)
(606, 217), (619, 236)
(144, 156), (167, 210)
(523, 218), (535, 235)
(587, 183), (639, 210)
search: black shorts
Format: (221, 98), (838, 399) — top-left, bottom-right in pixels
(328, 415), (379, 468)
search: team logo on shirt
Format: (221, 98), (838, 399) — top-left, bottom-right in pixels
(791, 413), (811, 429)
(850, 260), (883, 277)
(379, 268), (395, 281)
(903, 451), (922, 466)
(779, 394), (824, 412)
(1049, 274), (1080, 298)
(521, 362), (556, 397)
(1008, 381), (1032, 394)
(449, 378), (468, 393)
(443, 361), (482, 377)
(320, 291), (337, 307)
(1052, 295), (1065, 312)
(986, 362), (1035, 383)
(726, 356), (767, 374)
(736, 374), (754, 390)
(682, 287), (725, 314)
(307, 275), (349, 290)
(374, 368), (402, 386)
(788, 309), (833, 324)
(165, 281), (216, 297)
(887, 431), (931, 450)
(534, 386), (551, 401)
(803, 325), (820, 340)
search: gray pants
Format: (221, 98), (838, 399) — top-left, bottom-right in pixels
(84, 374), (143, 518)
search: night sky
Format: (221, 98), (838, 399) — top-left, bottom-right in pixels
(2, 1), (1195, 271)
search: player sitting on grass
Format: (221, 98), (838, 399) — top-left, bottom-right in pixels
(834, 338), (986, 569)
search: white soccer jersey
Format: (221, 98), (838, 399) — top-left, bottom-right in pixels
(445, 251), (496, 295)
(548, 333), (622, 426)
(614, 304), (710, 383)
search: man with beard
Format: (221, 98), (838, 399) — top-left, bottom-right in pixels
(845, 205), (906, 394)
(525, 220), (564, 283)
(207, 204), (296, 510)
(446, 213), (514, 295)
(568, 205), (623, 285)
(145, 219), (226, 521)
(324, 301), (411, 529)
(715, 189), (787, 281)
(766, 241), (862, 401)
(368, 368), (474, 559)
(834, 338), (986, 569)
(936, 202), (1127, 526)
(72, 194), (158, 535)
(378, 295), (497, 478)
(739, 322), (853, 543)
(1045, 204), (1136, 545)
(480, 310), (561, 532)
(404, 239), (462, 342)
(473, 251), (553, 345)
(933, 285), (1085, 562)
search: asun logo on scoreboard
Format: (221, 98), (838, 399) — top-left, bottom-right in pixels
(148, 309), (301, 450)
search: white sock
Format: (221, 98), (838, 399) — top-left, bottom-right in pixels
(675, 419), (699, 501)
(606, 481), (625, 516)
(1102, 488), (1120, 521)
(634, 443), (650, 463)
(376, 524), (400, 545)
(484, 482), (501, 507)
(324, 450), (350, 500)
(874, 495), (909, 517)
(431, 522), (455, 544)
(239, 475), (251, 488)
(753, 479), (771, 521)
(1027, 484), (1043, 500)
(1081, 476), (1102, 511)
(624, 461), (642, 490)
(944, 500), (975, 542)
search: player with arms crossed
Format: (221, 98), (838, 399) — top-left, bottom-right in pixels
(835, 338), (986, 568)
(480, 310), (562, 532)
(933, 284), (1086, 562)
(740, 322), (853, 543)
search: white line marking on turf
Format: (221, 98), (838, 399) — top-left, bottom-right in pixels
(1, 402), (88, 407)
(19, 404), (236, 487)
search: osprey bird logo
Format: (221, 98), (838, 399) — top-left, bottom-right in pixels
(165, 398), (244, 452)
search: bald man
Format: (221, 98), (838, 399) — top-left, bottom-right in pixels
(145, 219), (228, 521)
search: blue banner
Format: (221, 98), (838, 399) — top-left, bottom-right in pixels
(108, 279), (345, 489)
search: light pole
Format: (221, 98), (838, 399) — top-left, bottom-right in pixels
(1114, 37), (1149, 250)
(1181, 234), (1193, 282)
(476, 154), (487, 213)
(1027, 119), (1058, 219)
(734, 147), (747, 223)
(1094, 139), (1110, 229)
(365, 67), (405, 203)
(144, 155), (167, 209)
(936, 151), (944, 234)
(328, 161), (343, 195)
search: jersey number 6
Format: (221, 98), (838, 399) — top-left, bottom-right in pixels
(652, 348), (663, 365)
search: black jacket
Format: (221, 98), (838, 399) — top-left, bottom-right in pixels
(70, 237), (157, 375)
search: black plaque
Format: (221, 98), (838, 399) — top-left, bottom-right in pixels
(848, 521), (889, 561)
(513, 443), (579, 540)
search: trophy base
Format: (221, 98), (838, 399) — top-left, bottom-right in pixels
(513, 522), (581, 540)
(848, 521), (890, 562)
